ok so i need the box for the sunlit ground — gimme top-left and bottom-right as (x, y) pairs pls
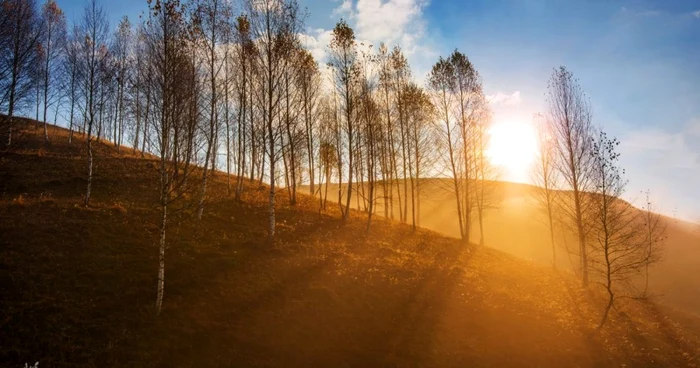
(487, 121), (539, 183)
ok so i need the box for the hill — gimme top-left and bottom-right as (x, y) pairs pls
(1, 120), (699, 367)
(308, 178), (700, 319)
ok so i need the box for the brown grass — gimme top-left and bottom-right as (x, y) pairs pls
(0, 119), (699, 367)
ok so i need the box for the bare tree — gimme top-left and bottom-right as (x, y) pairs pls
(328, 18), (357, 221)
(451, 51), (481, 243)
(402, 82), (434, 230)
(297, 48), (320, 198)
(62, 25), (81, 144)
(547, 66), (595, 287)
(376, 43), (398, 220)
(531, 113), (560, 268)
(317, 96), (337, 211)
(0, 0), (42, 146)
(38, 0), (66, 143)
(428, 51), (482, 243)
(144, 0), (197, 315)
(246, 0), (301, 241)
(428, 56), (466, 240)
(355, 45), (380, 232)
(391, 47), (411, 224)
(78, 0), (110, 206)
(588, 131), (653, 327)
(232, 14), (258, 200)
(192, 0), (231, 220)
(471, 89), (499, 247)
(131, 21), (147, 154)
(111, 16), (131, 152)
(640, 190), (665, 297)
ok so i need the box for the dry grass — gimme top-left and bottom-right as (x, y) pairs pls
(0, 119), (699, 367)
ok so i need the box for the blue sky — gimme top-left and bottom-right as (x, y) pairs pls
(56, 0), (700, 220)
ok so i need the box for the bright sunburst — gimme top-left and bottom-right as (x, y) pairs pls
(486, 121), (538, 182)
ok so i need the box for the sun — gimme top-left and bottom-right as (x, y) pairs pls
(486, 121), (538, 182)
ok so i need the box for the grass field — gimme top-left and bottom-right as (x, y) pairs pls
(1, 120), (699, 367)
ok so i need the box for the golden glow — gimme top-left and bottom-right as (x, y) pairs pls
(487, 121), (538, 182)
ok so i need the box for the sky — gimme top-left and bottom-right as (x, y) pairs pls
(55, 0), (700, 221)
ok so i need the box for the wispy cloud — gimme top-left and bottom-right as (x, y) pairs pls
(487, 91), (521, 106)
(619, 6), (661, 17)
(331, 0), (352, 18)
(621, 124), (700, 169)
(693, 10), (700, 18)
(619, 119), (700, 220)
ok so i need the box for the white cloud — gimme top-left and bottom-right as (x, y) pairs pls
(349, 0), (428, 53)
(300, 0), (436, 86)
(487, 91), (521, 106)
(304, 0), (431, 61)
(299, 28), (334, 64)
(693, 10), (700, 18)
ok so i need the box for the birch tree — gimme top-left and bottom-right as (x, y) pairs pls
(328, 19), (357, 221)
(531, 113), (560, 268)
(111, 16), (131, 152)
(640, 190), (665, 297)
(588, 131), (656, 326)
(145, 0), (196, 315)
(62, 25), (81, 144)
(78, 0), (109, 206)
(246, 0), (301, 241)
(193, 0), (231, 219)
(297, 49), (320, 198)
(547, 66), (595, 286)
(0, 0), (42, 146)
(39, 0), (66, 143)
(428, 56), (467, 240)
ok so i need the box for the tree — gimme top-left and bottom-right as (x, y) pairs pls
(62, 25), (81, 144)
(192, 0), (231, 220)
(355, 44), (380, 232)
(390, 46), (411, 224)
(317, 96), (337, 211)
(233, 14), (254, 200)
(78, 0), (110, 206)
(328, 19), (357, 221)
(588, 131), (654, 327)
(39, 0), (66, 143)
(472, 95), (498, 246)
(402, 82), (434, 230)
(531, 113), (560, 268)
(427, 56), (466, 239)
(640, 190), (665, 297)
(0, 0), (42, 146)
(376, 43), (398, 220)
(144, 0), (197, 315)
(547, 66), (595, 287)
(130, 21), (147, 155)
(246, 0), (302, 241)
(428, 50), (482, 243)
(451, 50), (481, 243)
(296, 48), (320, 199)
(111, 16), (131, 152)
(280, 25), (304, 207)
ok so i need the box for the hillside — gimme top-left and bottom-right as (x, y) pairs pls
(1, 120), (700, 367)
(309, 178), (700, 318)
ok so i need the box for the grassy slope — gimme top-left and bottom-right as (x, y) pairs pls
(311, 178), (700, 319)
(1, 121), (699, 367)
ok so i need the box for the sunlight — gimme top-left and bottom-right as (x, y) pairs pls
(487, 121), (538, 182)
